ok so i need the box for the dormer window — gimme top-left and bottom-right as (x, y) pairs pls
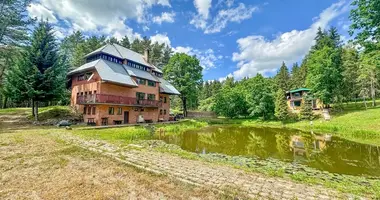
(77, 72), (93, 81)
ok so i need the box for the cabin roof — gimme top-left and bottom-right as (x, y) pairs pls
(289, 88), (311, 93)
(68, 59), (138, 87)
(123, 65), (158, 82)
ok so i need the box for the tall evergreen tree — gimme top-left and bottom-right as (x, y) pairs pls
(275, 62), (290, 91)
(60, 31), (85, 67)
(121, 36), (131, 48)
(107, 37), (120, 45)
(161, 45), (173, 66)
(4, 20), (67, 120)
(274, 89), (289, 122)
(299, 93), (313, 120)
(306, 26), (343, 106)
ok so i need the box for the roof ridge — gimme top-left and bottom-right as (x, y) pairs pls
(111, 43), (124, 59)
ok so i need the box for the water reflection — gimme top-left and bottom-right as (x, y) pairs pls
(159, 126), (380, 177)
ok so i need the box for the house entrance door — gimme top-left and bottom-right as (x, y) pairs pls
(124, 111), (129, 124)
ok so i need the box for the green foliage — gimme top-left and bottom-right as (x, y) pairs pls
(245, 74), (275, 120)
(213, 87), (248, 118)
(274, 89), (289, 122)
(163, 53), (203, 116)
(349, 0), (380, 50)
(275, 62), (290, 91)
(299, 93), (313, 120)
(120, 36), (131, 48)
(155, 120), (207, 135)
(341, 45), (360, 101)
(74, 127), (151, 144)
(306, 26), (343, 106)
(4, 21), (67, 119)
(198, 97), (215, 112)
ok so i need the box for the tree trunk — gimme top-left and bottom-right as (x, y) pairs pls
(371, 79), (376, 107)
(182, 96), (187, 117)
(34, 101), (38, 121)
(2, 96), (7, 109)
(32, 99), (35, 117)
(363, 97), (367, 110)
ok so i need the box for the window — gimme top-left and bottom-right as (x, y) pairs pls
(94, 90), (97, 94)
(136, 78), (146, 85)
(117, 107), (122, 115)
(89, 91), (92, 95)
(164, 109), (167, 115)
(294, 101), (301, 107)
(85, 92), (87, 96)
(108, 107), (114, 115)
(87, 106), (91, 115)
(83, 106), (87, 114)
(77, 92), (79, 97)
(101, 118), (108, 126)
(148, 80), (156, 87)
(164, 97), (167, 103)
(114, 120), (122, 125)
(136, 92), (145, 100)
(159, 96), (163, 102)
(147, 94), (155, 100)
(80, 92), (83, 96)
(77, 74), (85, 81)
(92, 107), (96, 115)
(160, 109), (163, 115)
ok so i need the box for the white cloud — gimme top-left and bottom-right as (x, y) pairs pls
(230, 1), (349, 79)
(205, 3), (257, 34)
(190, 2), (257, 34)
(194, 0), (212, 19)
(173, 46), (221, 70)
(34, 0), (171, 39)
(218, 73), (233, 82)
(27, 3), (58, 23)
(150, 33), (171, 46)
(153, 12), (176, 24)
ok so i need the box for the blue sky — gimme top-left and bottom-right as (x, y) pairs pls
(27, 0), (353, 81)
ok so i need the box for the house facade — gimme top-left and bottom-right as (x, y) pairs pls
(286, 88), (322, 111)
(68, 43), (180, 126)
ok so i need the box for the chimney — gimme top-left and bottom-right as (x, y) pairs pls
(144, 49), (150, 63)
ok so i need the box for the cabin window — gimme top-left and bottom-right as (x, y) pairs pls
(136, 92), (145, 100)
(160, 109), (163, 115)
(164, 97), (167, 103)
(294, 101), (301, 107)
(84, 92), (87, 96)
(77, 92), (79, 97)
(92, 107), (96, 115)
(148, 80), (156, 87)
(77, 74), (85, 81)
(94, 90), (97, 94)
(83, 106), (87, 114)
(87, 106), (91, 115)
(136, 78), (146, 85)
(147, 94), (155, 100)
(108, 107), (114, 115)
(117, 107), (122, 115)
(164, 110), (167, 115)
(159, 96), (163, 102)
(80, 92), (83, 96)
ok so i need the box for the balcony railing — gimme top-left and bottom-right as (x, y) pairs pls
(77, 94), (162, 107)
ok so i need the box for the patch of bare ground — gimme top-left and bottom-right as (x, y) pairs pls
(0, 131), (226, 200)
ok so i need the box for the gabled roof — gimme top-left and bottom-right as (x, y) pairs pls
(289, 88), (311, 93)
(123, 65), (158, 82)
(84, 43), (162, 70)
(68, 59), (137, 87)
(157, 77), (180, 95)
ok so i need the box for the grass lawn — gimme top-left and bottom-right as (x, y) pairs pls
(0, 129), (225, 200)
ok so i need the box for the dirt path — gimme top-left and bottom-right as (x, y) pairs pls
(56, 133), (364, 200)
(0, 131), (225, 200)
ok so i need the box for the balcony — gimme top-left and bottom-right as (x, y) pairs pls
(77, 94), (162, 107)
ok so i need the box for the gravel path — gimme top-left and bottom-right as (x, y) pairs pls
(56, 133), (364, 200)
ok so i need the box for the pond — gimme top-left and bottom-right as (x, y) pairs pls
(158, 125), (380, 177)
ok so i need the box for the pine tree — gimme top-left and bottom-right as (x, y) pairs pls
(4, 20), (67, 120)
(131, 38), (143, 53)
(161, 45), (172, 66)
(274, 89), (289, 122)
(299, 93), (313, 120)
(121, 36), (131, 48)
(341, 45), (360, 101)
(275, 61), (290, 91)
(107, 37), (120, 45)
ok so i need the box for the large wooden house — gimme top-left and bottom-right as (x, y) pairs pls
(67, 43), (180, 126)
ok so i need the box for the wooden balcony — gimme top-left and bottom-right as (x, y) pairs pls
(77, 94), (162, 107)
